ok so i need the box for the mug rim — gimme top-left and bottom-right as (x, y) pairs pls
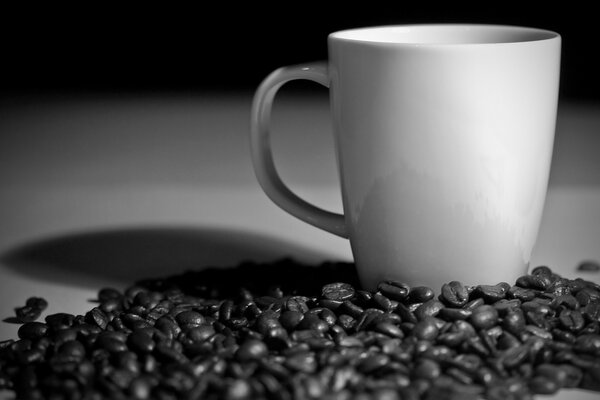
(329, 23), (560, 46)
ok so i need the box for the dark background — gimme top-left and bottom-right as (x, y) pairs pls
(0, 5), (598, 101)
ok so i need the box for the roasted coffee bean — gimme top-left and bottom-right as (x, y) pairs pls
(559, 309), (585, 331)
(438, 308), (471, 321)
(128, 330), (156, 354)
(573, 333), (600, 356)
(296, 313), (328, 333)
(355, 308), (384, 332)
(413, 318), (439, 341)
(440, 281), (469, 307)
(154, 315), (181, 340)
(521, 299), (552, 316)
(285, 296), (310, 313)
(507, 286), (537, 302)
(577, 260), (600, 272)
(551, 294), (578, 310)
(377, 281), (409, 301)
(319, 308), (337, 326)
(254, 312), (281, 335)
(175, 310), (204, 327)
(86, 308), (109, 330)
(263, 327), (290, 351)
(25, 297), (48, 311)
(372, 292), (394, 312)
(496, 331), (521, 350)
(278, 310), (304, 331)
(13, 306), (41, 323)
(321, 283), (355, 301)
(414, 300), (445, 321)
(529, 376), (560, 394)
(374, 322), (404, 338)
(338, 301), (363, 319)
(469, 305), (498, 330)
(236, 339), (268, 362)
(17, 322), (48, 340)
(517, 275), (550, 291)
(284, 351), (317, 373)
(472, 283), (509, 303)
(413, 358), (441, 380)
(502, 309), (526, 336)
(492, 299), (522, 316)
(583, 302), (600, 323)
(58, 340), (86, 360)
(357, 354), (390, 374)
(524, 325), (553, 340)
(408, 286), (435, 303)
(44, 313), (74, 330)
(502, 345), (529, 368)
(531, 266), (553, 276)
(395, 302), (417, 324)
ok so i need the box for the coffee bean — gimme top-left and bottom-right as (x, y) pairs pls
(492, 299), (521, 316)
(551, 294), (578, 309)
(414, 300), (445, 321)
(321, 283), (355, 301)
(394, 302), (417, 324)
(413, 358), (441, 380)
(507, 286), (537, 302)
(472, 283), (509, 303)
(224, 378), (252, 400)
(58, 340), (86, 360)
(377, 281), (409, 302)
(573, 334), (600, 356)
(440, 281), (469, 307)
(355, 308), (384, 332)
(236, 339), (268, 362)
(438, 308), (472, 321)
(128, 330), (156, 354)
(45, 313), (75, 330)
(502, 345), (529, 368)
(496, 331), (521, 351)
(531, 266), (553, 276)
(374, 322), (404, 339)
(17, 322), (48, 341)
(413, 318), (439, 341)
(85, 308), (109, 330)
(577, 260), (600, 272)
(25, 297), (48, 311)
(372, 292), (394, 312)
(295, 313), (327, 333)
(13, 306), (41, 323)
(529, 376), (559, 394)
(284, 351), (316, 373)
(175, 310), (204, 327)
(517, 275), (550, 291)
(408, 286), (435, 303)
(469, 305), (498, 330)
(285, 296), (310, 313)
(338, 301), (364, 319)
(502, 309), (526, 336)
(559, 309), (585, 331)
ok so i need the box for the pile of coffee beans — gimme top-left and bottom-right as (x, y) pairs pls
(1, 259), (599, 400)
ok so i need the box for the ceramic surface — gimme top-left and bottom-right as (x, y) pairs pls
(251, 24), (562, 290)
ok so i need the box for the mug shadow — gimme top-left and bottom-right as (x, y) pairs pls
(1, 226), (357, 292)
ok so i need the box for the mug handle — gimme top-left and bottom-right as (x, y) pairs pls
(250, 61), (348, 238)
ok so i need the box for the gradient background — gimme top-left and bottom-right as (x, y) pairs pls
(0, 5), (598, 101)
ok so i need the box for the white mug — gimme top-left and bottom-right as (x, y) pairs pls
(250, 24), (561, 291)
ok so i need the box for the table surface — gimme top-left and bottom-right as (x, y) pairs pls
(0, 92), (599, 399)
